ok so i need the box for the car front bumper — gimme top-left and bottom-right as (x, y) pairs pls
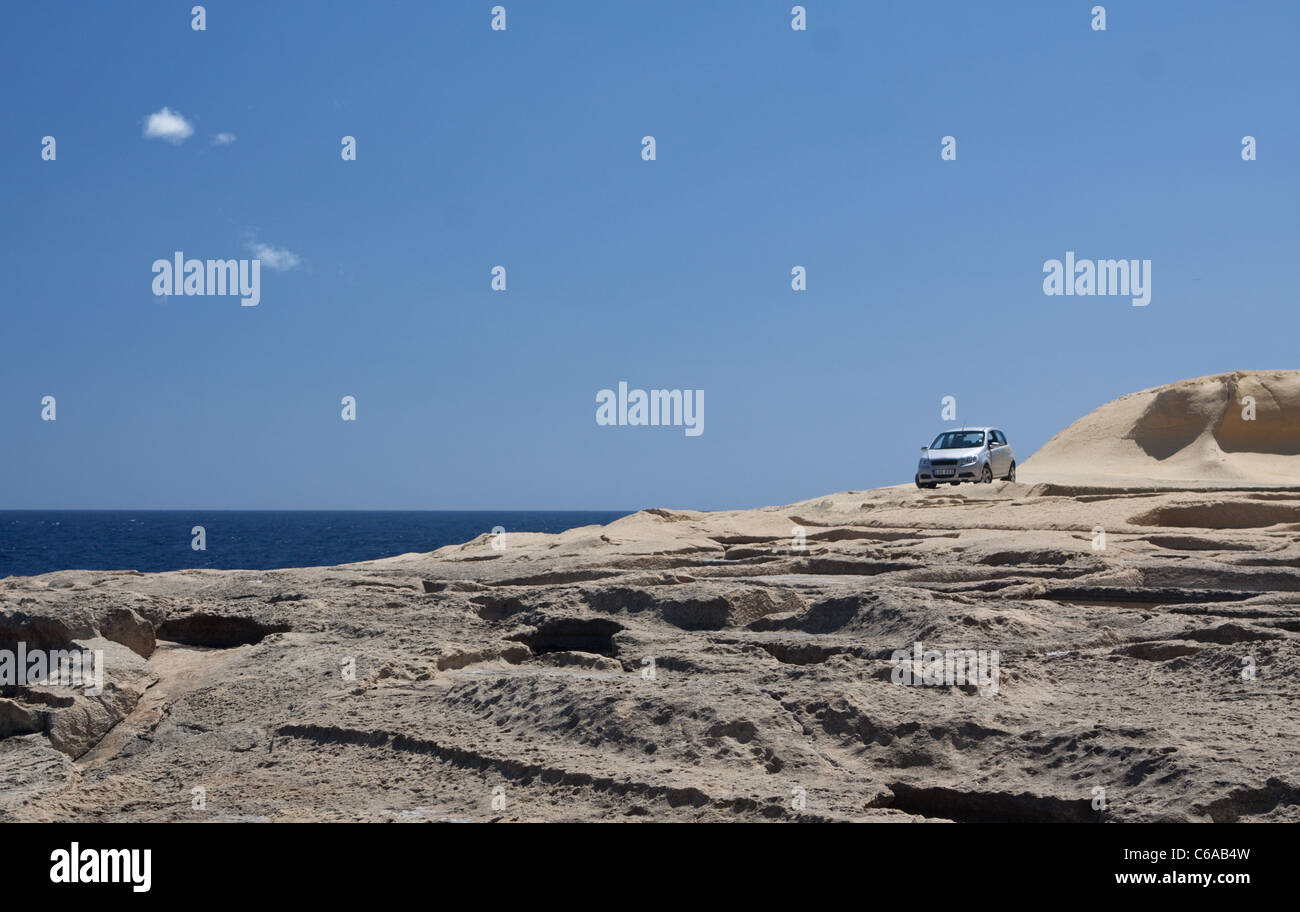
(917, 463), (979, 481)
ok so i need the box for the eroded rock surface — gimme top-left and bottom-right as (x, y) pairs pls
(2, 480), (1298, 822)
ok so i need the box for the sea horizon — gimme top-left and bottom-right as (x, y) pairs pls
(0, 509), (633, 578)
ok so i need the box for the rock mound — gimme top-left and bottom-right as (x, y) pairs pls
(1023, 371), (1300, 484)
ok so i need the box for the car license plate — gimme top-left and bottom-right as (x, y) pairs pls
(935, 468), (955, 476)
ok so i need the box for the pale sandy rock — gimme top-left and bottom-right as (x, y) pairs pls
(1023, 370), (1300, 485)
(1, 372), (1297, 822)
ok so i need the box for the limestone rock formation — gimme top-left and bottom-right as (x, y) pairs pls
(1023, 370), (1300, 484)
(2, 373), (1298, 822)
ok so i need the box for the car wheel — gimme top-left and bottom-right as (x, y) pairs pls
(915, 474), (937, 490)
(950, 481), (960, 486)
(980, 464), (993, 484)
(1005, 461), (1016, 482)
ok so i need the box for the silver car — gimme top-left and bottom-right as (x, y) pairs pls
(915, 427), (1016, 488)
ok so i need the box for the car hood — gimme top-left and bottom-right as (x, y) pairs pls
(923, 447), (983, 460)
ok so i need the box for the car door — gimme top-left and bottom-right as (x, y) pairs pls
(989, 431), (1007, 475)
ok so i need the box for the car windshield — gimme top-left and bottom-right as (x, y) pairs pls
(930, 431), (985, 450)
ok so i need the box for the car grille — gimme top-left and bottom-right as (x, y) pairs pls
(930, 459), (958, 466)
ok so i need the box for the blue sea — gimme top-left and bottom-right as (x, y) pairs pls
(0, 511), (631, 579)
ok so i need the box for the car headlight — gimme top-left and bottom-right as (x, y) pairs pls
(959, 455), (977, 466)
(919, 457), (930, 467)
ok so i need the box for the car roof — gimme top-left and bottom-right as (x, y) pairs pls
(941, 426), (998, 432)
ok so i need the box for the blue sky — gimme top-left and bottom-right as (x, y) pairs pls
(1, 1), (1296, 510)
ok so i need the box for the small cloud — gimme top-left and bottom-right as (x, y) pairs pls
(143, 107), (194, 144)
(246, 239), (301, 272)
(212, 132), (237, 146)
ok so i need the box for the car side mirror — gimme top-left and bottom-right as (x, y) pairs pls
(920, 446), (928, 452)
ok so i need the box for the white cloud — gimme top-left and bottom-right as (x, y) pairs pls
(143, 107), (194, 144)
(246, 240), (301, 272)
(212, 132), (237, 146)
